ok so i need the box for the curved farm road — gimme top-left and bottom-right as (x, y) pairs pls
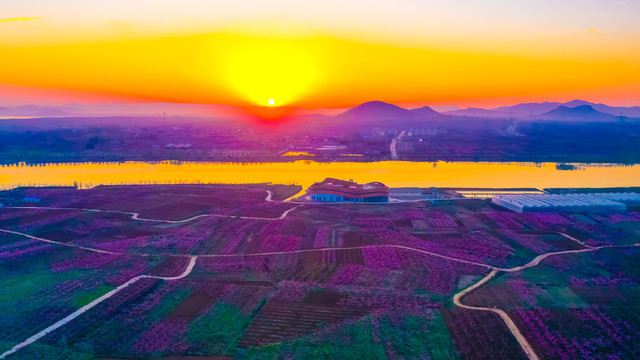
(453, 269), (541, 360)
(2, 193), (640, 360)
(0, 228), (498, 269)
(4, 203), (303, 224)
(557, 232), (594, 248)
(0, 229), (122, 255)
(454, 242), (640, 360)
(2, 188), (302, 223)
(0, 256), (197, 359)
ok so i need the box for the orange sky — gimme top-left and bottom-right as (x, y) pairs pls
(1, 1), (639, 109)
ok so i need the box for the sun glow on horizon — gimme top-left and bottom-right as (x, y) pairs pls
(1, 1), (640, 108)
(220, 38), (321, 107)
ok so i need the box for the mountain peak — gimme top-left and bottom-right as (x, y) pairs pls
(350, 101), (405, 111)
(343, 101), (416, 118)
(565, 99), (592, 108)
(551, 105), (598, 114)
(410, 105), (442, 117)
(539, 104), (618, 122)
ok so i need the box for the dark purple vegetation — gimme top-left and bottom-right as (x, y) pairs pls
(0, 184), (639, 359)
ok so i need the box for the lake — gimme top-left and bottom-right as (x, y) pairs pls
(1, 161), (638, 191)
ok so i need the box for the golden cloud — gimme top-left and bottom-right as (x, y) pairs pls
(0, 17), (42, 23)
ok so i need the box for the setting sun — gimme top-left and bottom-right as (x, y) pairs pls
(220, 37), (321, 107)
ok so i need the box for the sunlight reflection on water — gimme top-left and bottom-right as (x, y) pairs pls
(0, 160), (638, 191)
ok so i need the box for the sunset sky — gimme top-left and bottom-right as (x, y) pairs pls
(1, 0), (639, 109)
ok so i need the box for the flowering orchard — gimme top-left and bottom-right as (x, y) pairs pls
(2, 184), (640, 358)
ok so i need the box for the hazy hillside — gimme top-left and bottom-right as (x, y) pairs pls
(537, 105), (622, 122)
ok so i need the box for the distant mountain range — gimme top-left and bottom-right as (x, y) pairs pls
(0, 103), (227, 118)
(336, 101), (446, 127)
(338, 100), (637, 124)
(443, 99), (640, 119)
(0, 99), (638, 124)
(342, 101), (419, 119)
(441, 107), (502, 118)
(537, 105), (623, 122)
(429, 105), (460, 113)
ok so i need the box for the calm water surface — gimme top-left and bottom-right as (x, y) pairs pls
(0, 161), (638, 190)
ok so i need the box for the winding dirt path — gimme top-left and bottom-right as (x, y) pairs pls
(3, 226), (636, 360)
(3, 226), (636, 272)
(4, 204), (303, 224)
(558, 231), (594, 248)
(0, 229), (122, 255)
(0, 256), (197, 359)
(0, 228), (497, 268)
(453, 242), (640, 360)
(2, 188), (302, 223)
(453, 269), (541, 360)
(2, 197), (639, 359)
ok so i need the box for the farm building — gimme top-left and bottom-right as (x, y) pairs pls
(308, 178), (389, 203)
(492, 193), (630, 213)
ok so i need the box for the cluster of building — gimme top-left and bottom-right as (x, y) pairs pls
(163, 143), (192, 149)
(305, 178), (640, 211)
(308, 178), (389, 203)
(492, 192), (640, 213)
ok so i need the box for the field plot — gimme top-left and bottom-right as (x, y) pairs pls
(243, 307), (460, 360)
(3, 184), (301, 221)
(510, 307), (640, 360)
(441, 308), (528, 360)
(462, 247), (640, 359)
(233, 202), (299, 219)
(467, 247), (640, 308)
(0, 232), (157, 356)
(0, 185), (639, 359)
(238, 290), (372, 348)
(37, 278), (271, 358)
(194, 248), (487, 296)
(0, 208), (174, 254)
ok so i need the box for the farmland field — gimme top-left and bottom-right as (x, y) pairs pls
(0, 184), (638, 359)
